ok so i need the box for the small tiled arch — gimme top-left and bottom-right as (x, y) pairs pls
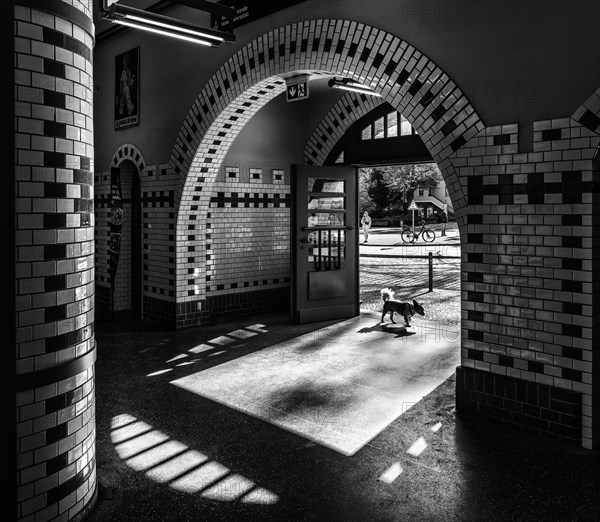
(303, 91), (385, 165)
(110, 142), (147, 171)
(170, 19), (485, 303)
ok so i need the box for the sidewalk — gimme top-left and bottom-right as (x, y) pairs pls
(360, 226), (461, 258)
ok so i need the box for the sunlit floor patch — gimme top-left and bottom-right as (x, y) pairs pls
(209, 335), (236, 346)
(110, 414), (279, 503)
(147, 368), (173, 377)
(172, 311), (460, 456)
(188, 343), (214, 354)
(228, 329), (259, 339)
(379, 462), (403, 483)
(430, 422), (442, 432)
(406, 436), (428, 457)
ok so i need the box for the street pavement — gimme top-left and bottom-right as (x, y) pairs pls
(359, 225), (461, 326)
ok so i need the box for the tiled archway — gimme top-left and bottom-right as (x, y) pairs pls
(303, 91), (385, 165)
(170, 19), (484, 305)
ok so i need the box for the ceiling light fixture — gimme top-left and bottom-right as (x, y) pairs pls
(328, 78), (381, 97)
(101, 3), (236, 47)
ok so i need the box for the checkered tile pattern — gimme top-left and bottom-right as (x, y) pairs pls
(14, 1), (97, 520)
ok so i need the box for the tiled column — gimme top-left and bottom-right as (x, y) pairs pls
(455, 111), (600, 449)
(15, 1), (97, 520)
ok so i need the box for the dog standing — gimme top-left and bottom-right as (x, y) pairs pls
(380, 288), (424, 327)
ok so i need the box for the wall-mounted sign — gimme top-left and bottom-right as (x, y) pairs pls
(285, 74), (309, 102)
(210, 0), (304, 31)
(114, 47), (139, 130)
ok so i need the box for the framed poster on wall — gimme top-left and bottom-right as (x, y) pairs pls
(114, 47), (139, 130)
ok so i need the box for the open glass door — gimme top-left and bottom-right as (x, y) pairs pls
(290, 164), (359, 324)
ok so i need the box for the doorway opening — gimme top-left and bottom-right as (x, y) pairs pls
(357, 161), (461, 352)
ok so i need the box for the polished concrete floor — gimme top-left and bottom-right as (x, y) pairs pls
(88, 308), (600, 522)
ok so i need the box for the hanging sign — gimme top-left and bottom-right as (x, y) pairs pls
(285, 74), (310, 102)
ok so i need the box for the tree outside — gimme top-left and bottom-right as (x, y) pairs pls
(359, 162), (444, 223)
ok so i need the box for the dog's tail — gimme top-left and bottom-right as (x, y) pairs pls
(380, 288), (395, 302)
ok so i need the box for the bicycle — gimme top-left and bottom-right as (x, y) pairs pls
(401, 221), (436, 243)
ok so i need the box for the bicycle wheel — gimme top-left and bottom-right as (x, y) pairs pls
(423, 229), (436, 242)
(401, 229), (415, 243)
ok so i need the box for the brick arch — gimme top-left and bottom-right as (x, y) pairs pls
(110, 142), (147, 171)
(172, 19), (485, 303)
(304, 91), (385, 165)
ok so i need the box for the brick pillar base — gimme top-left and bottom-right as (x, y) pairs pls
(456, 366), (582, 446)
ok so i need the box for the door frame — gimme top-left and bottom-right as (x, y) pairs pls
(290, 164), (360, 324)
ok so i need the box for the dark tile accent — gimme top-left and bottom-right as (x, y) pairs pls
(359, 46), (371, 62)
(561, 280), (582, 293)
(562, 324), (583, 337)
(450, 135), (466, 151)
(420, 90), (435, 108)
(43, 89), (66, 109)
(467, 348), (484, 360)
(562, 346), (582, 360)
(468, 330), (484, 341)
(396, 69), (409, 86)
(43, 213), (66, 228)
(499, 355), (514, 367)
(468, 310), (484, 321)
(324, 38), (332, 53)
(528, 361), (544, 373)
(348, 42), (357, 57)
(372, 52), (384, 68)
(384, 60), (397, 76)
(578, 109), (600, 132)
(46, 422), (68, 445)
(407, 79), (422, 95)
(45, 304), (66, 322)
(441, 120), (457, 136)
(467, 233), (483, 243)
(562, 368), (583, 382)
(562, 236), (582, 248)
(44, 121), (67, 139)
(45, 244), (66, 260)
(312, 37), (320, 51)
(562, 302), (582, 315)
(467, 252), (483, 262)
(44, 182), (67, 198)
(467, 214), (483, 224)
(45, 275), (66, 292)
(541, 128), (562, 141)
(467, 291), (484, 302)
(430, 104), (447, 122)
(467, 272), (484, 283)
(494, 134), (511, 145)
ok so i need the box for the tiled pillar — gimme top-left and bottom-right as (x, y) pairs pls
(15, 1), (97, 520)
(455, 113), (600, 449)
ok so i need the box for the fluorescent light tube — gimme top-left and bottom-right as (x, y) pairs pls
(328, 78), (381, 96)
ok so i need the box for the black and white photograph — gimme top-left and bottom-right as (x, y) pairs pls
(12, 1), (600, 521)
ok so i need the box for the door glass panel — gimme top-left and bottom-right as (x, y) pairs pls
(308, 211), (345, 227)
(307, 229), (346, 268)
(308, 178), (345, 193)
(306, 177), (347, 269)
